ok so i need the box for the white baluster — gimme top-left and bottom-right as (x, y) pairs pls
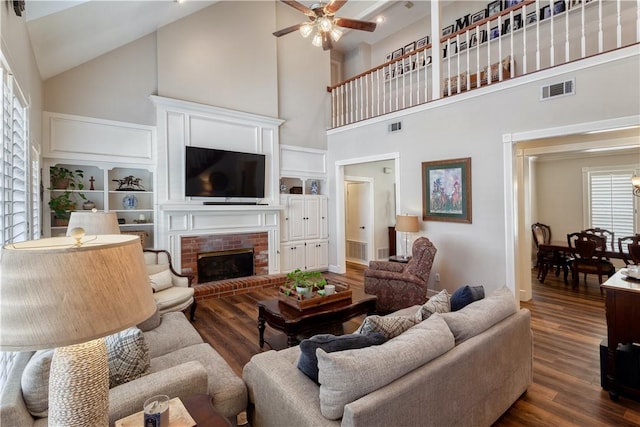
(598, 0), (603, 53)
(637, 0), (640, 43)
(549, 0), (555, 67)
(523, 3), (528, 74)
(616, 0), (622, 48)
(475, 27), (481, 89)
(565, 0), (570, 62)
(581, 0), (586, 58)
(536, 0), (541, 70)
(487, 20), (492, 85)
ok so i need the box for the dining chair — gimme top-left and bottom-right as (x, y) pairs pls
(618, 234), (640, 265)
(531, 222), (570, 284)
(567, 232), (615, 293)
(583, 227), (615, 252)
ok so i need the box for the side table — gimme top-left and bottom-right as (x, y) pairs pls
(183, 394), (233, 427)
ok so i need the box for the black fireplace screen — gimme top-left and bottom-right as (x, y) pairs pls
(197, 248), (254, 283)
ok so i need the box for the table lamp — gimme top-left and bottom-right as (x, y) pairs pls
(396, 214), (420, 259)
(66, 210), (121, 236)
(0, 234), (156, 426)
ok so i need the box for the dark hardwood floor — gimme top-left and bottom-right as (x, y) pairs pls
(192, 265), (640, 426)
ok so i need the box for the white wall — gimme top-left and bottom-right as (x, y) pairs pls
(41, 1), (330, 150)
(1, 1), (43, 149)
(44, 34), (157, 126)
(534, 152), (638, 242)
(327, 49), (640, 296)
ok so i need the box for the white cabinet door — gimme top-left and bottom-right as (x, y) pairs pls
(305, 239), (329, 271)
(304, 196), (321, 239)
(288, 196), (306, 241)
(280, 195), (289, 242)
(281, 242), (305, 273)
(320, 196), (328, 239)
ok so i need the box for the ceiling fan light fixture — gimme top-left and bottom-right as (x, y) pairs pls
(312, 32), (323, 47)
(318, 16), (333, 32)
(330, 27), (343, 42)
(300, 22), (314, 38)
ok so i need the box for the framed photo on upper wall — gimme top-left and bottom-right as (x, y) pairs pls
(422, 157), (472, 223)
(488, 0), (502, 16)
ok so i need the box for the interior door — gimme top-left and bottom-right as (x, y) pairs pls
(345, 181), (372, 264)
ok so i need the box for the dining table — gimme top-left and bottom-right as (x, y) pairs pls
(537, 240), (628, 284)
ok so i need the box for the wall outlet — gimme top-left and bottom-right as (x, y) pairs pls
(435, 273), (440, 282)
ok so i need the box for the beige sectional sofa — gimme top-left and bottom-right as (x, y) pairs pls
(243, 287), (533, 427)
(0, 311), (247, 427)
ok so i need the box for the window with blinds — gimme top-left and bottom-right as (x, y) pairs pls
(0, 63), (34, 393)
(586, 168), (637, 241)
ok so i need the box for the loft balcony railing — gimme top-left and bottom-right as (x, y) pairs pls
(328, 0), (639, 129)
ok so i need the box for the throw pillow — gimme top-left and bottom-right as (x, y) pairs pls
(355, 309), (422, 339)
(149, 269), (173, 292)
(450, 285), (485, 311)
(297, 333), (387, 383)
(420, 289), (451, 320)
(105, 327), (150, 388)
(21, 349), (55, 417)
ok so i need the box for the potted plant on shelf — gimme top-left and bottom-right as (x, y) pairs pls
(283, 268), (327, 299)
(48, 166), (87, 226)
(49, 166), (85, 190)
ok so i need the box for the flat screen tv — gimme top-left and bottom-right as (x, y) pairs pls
(185, 146), (266, 198)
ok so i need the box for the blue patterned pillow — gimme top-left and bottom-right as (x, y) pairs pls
(450, 285), (485, 311)
(297, 333), (386, 383)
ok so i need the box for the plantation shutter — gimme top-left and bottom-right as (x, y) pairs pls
(589, 170), (636, 239)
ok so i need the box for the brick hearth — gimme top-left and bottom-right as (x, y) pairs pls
(181, 232), (276, 301)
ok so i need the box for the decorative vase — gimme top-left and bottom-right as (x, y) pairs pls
(310, 180), (318, 195)
(296, 286), (311, 299)
(122, 194), (138, 210)
(82, 201), (96, 210)
(51, 178), (69, 190)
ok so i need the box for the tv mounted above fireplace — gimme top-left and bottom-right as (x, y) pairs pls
(185, 146), (266, 199)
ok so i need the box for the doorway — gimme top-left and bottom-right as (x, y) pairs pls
(345, 177), (373, 265)
(334, 153), (400, 274)
(505, 116), (639, 302)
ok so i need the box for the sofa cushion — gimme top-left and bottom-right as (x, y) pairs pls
(450, 285), (485, 311)
(149, 269), (173, 292)
(143, 312), (203, 359)
(105, 327), (150, 388)
(21, 349), (54, 417)
(317, 314), (455, 420)
(355, 308), (422, 339)
(297, 333), (387, 383)
(420, 289), (451, 320)
(441, 286), (517, 344)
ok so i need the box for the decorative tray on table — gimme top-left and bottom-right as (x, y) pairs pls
(278, 283), (352, 311)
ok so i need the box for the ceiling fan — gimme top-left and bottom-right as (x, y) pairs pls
(273, 0), (377, 50)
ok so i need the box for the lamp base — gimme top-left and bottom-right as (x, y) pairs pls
(49, 338), (109, 427)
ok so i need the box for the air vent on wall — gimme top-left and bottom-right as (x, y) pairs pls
(388, 121), (402, 133)
(541, 79), (575, 100)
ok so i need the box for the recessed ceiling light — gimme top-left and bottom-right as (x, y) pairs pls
(376, 16), (385, 23)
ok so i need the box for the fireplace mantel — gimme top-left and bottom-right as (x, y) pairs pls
(160, 204), (284, 213)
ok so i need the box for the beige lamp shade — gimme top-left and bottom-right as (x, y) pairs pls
(396, 214), (420, 232)
(66, 211), (120, 236)
(0, 234), (156, 351)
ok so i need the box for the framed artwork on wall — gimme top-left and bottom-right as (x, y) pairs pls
(442, 25), (454, 37)
(422, 157), (472, 223)
(488, 0), (502, 16)
(471, 9), (487, 23)
(392, 48), (404, 59)
(416, 36), (429, 49)
(403, 42), (416, 54)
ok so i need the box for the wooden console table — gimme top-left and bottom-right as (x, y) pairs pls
(601, 271), (640, 401)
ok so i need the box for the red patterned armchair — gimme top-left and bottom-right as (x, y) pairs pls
(364, 237), (437, 314)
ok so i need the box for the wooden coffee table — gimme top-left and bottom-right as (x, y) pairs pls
(257, 292), (377, 348)
(182, 394), (232, 427)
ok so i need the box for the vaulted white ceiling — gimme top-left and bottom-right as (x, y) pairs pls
(24, 0), (431, 80)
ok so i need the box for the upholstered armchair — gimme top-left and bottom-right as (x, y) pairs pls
(143, 249), (197, 321)
(364, 237), (437, 313)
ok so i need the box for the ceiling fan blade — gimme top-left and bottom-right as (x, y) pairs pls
(324, 0), (348, 15)
(273, 23), (303, 37)
(334, 17), (377, 32)
(280, 0), (315, 17)
(322, 32), (333, 50)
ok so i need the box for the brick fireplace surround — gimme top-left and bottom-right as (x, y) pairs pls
(181, 232), (284, 301)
